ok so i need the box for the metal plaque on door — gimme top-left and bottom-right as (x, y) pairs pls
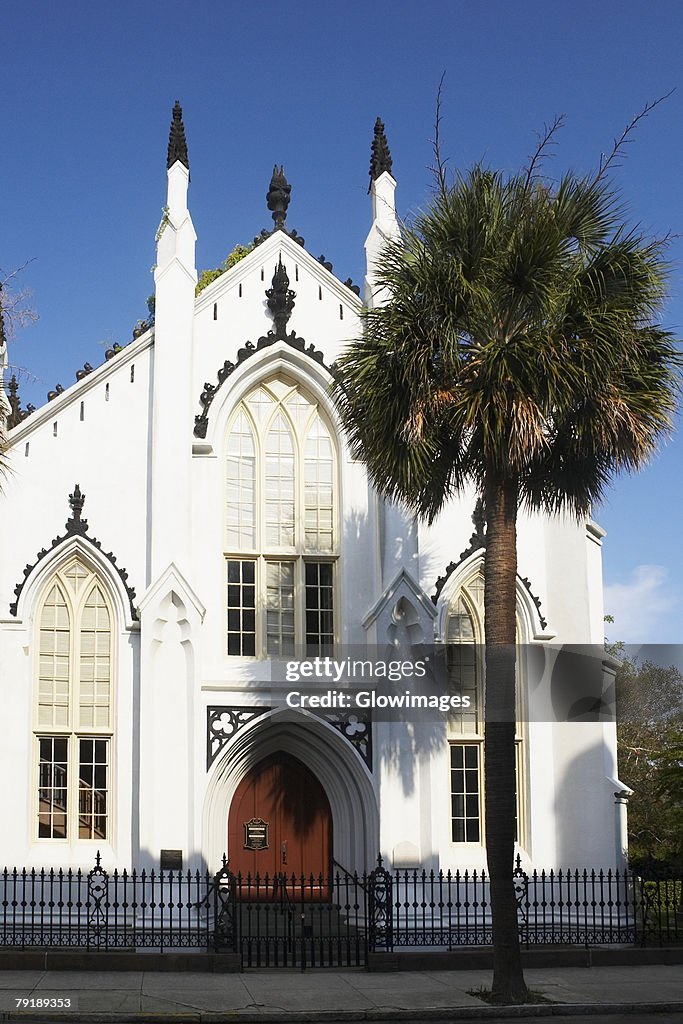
(243, 817), (269, 850)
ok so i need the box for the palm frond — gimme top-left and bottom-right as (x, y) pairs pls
(332, 162), (681, 521)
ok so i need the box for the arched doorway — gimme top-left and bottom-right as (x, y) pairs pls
(228, 752), (332, 883)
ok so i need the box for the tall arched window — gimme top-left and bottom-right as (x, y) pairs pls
(446, 569), (525, 845)
(35, 558), (113, 841)
(225, 376), (337, 657)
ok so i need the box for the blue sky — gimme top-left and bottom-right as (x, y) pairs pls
(2, 1), (682, 644)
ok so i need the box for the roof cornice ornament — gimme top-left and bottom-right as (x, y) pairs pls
(431, 499), (487, 603)
(193, 333), (329, 439)
(167, 100), (189, 172)
(10, 484), (138, 620)
(265, 257), (296, 339)
(67, 483), (88, 535)
(429, 499), (547, 629)
(266, 164), (291, 230)
(369, 117), (393, 191)
(6, 375), (35, 429)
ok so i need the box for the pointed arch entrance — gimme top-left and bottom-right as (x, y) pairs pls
(227, 751), (332, 880)
(203, 711), (378, 874)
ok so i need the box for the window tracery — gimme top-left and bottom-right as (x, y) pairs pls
(35, 558), (113, 841)
(225, 376), (337, 657)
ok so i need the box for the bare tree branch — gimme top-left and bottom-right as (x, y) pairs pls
(0, 260), (39, 340)
(522, 114), (566, 192)
(429, 72), (449, 198)
(596, 89), (676, 181)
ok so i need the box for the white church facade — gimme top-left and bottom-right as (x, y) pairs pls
(0, 106), (626, 876)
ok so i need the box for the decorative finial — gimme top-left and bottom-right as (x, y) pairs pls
(167, 101), (189, 171)
(369, 117), (393, 191)
(7, 375), (21, 429)
(266, 257), (295, 339)
(471, 498), (486, 548)
(66, 484), (88, 535)
(266, 165), (291, 230)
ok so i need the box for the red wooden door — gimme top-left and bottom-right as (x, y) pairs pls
(228, 753), (332, 891)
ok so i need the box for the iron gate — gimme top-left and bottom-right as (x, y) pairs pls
(0, 853), (680, 966)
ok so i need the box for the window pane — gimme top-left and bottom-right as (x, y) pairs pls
(451, 794), (464, 817)
(38, 584), (71, 728)
(466, 819), (480, 843)
(452, 819), (465, 843)
(78, 737), (108, 840)
(265, 412), (295, 547)
(226, 560), (257, 656)
(38, 736), (69, 839)
(266, 561), (295, 655)
(304, 562), (334, 655)
(246, 386), (275, 422)
(226, 410), (256, 549)
(63, 560), (90, 595)
(446, 595), (479, 734)
(79, 585), (111, 729)
(304, 415), (334, 551)
(450, 744), (480, 844)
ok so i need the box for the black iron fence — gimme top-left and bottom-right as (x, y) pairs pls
(0, 853), (680, 966)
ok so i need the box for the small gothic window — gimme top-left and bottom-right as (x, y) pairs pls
(35, 559), (113, 841)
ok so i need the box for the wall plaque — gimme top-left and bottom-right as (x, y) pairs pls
(160, 849), (183, 870)
(243, 817), (269, 850)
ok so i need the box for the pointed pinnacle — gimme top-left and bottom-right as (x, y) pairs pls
(369, 117), (393, 191)
(167, 100), (189, 171)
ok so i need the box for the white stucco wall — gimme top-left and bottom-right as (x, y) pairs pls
(0, 157), (622, 875)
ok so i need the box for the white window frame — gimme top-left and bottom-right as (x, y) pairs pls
(32, 559), (115, 844)
(224, 376), (340, 657)
(445, 570), (526, 848)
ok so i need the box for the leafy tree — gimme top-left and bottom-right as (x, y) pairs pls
(332, 115), (680, 1000)
(195, 244), (253, 296)
(0, 262), (39, 340)
(617, 657), (683, 868)
(0, 262), (39, 475)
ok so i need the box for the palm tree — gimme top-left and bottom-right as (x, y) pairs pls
(332, 152), (680, 1000)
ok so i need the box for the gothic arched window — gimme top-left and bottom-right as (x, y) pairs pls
(445, 570), (525, 845)
(35, 559), (113, 841)
(224, 376), (337, 657)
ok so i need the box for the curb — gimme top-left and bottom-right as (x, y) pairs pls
(3, 1003), (683, 1022)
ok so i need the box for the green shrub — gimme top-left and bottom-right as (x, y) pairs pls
(196, 243), (253, 296)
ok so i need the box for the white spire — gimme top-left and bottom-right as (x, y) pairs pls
(364, 118), (399, 308)
(150, 104), (197, 578)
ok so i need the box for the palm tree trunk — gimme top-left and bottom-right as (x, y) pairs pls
(483, 471), (528, 1002)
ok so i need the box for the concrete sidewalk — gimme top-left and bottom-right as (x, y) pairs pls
(0, 964), (682, 1021)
